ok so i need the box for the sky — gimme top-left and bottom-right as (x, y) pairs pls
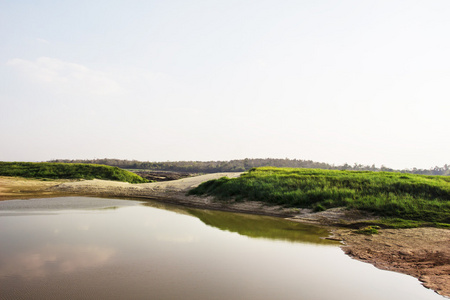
(1, 0), (449, 169)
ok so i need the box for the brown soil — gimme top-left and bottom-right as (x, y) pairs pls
(0, 176), (74, 200)
(0, 175), (449, 297)
(333, 228), (450, 298)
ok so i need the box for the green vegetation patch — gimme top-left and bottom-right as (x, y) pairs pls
(189, 167), (450, 224)
(355, 225), (380, 235)
(0, 161), (148, 183)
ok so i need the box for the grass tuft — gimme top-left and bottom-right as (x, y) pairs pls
(355, 225), (380, 235)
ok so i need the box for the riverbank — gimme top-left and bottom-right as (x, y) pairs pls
(0, 174), (448, 297)
(333, 227), (449, 297)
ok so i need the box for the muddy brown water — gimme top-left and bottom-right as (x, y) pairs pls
(0, 197), (445, 300)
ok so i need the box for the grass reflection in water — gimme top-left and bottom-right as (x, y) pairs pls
(140, 201), (337, 245)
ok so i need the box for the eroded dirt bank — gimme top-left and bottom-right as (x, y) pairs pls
(333, 227), (450, 297)
(0, 175), (449, 297)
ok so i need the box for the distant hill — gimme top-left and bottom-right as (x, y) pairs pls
(0, 161), (148, 183)
(49, 158), (450, 176)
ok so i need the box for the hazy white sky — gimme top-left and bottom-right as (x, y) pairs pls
(1, 0), (449, 169)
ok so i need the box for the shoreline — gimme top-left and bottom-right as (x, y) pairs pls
(0, 175), (449, 297)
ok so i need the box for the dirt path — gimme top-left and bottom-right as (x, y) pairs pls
(52, 172), (243, 195)
(0, 175), (449, 297)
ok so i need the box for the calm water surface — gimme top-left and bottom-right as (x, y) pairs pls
(0, 197), (444, 300)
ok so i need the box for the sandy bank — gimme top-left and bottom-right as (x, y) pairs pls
(0, 174), (449, 297)
(333, 227), (450, 297)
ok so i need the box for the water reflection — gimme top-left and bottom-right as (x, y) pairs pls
(186, 208), (336, 244)
(140, 200), (336, 244)
(0, 197), (445, 300)
(0, 196), (139, 213)
(0, 244), (115, 279)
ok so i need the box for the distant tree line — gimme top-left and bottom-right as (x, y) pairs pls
(48, 158), (450, 176)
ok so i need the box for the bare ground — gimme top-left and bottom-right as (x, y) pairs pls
(332, 227), (450, 297)
(0, 175), (449, 297)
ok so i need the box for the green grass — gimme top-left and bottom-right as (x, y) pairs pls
(355, 225), (380, 235)
(189, 167), (450, 225)
(0, 161), (148, 183)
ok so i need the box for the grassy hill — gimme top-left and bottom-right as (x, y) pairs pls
(0, 162), (148, 183)
(189, 167), (450, 225)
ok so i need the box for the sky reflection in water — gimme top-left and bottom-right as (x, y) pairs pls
(0, 197), (444, 300)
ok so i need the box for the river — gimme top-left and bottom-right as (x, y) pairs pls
(0, 197), (444, 299)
